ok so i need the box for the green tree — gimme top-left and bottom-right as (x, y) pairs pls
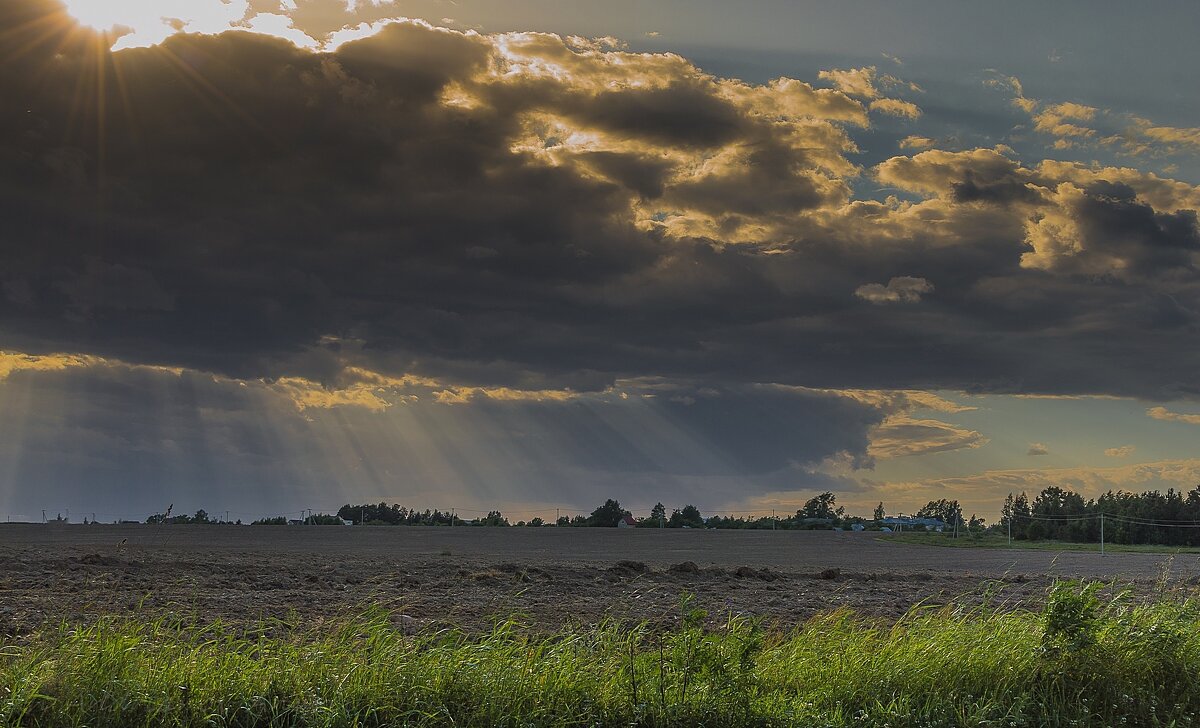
(1031, 486), (1089, 541)
(669, 504), (704, 528)
(251, 516), (287, 525)
(916, 499), (961, 526)
(796, 492), (843, 521)
(481, 510), (509, 526)
(873, 502), (886, 521)
(650, 502), (666, 525)
(587, 499), (629, 527)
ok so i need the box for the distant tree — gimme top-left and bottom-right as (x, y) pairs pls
(528, 517), (544, 527)
(796, 492), (843, 521)
(916, 499), (961, 525)
(305, 513), (344, 525)
(193, 509), (210, 524)
(1000, 491), (1033, 539)
(669, 505), (704, 528)
(650, 502), (666, 525)
(1031, 486), (1089, 541)
(556, 515), (571, 527)
(587, 499), (629, 527)
(873, 502), (886, 521)
(481, 510), (509, 526)
(251, 516), (287, 525)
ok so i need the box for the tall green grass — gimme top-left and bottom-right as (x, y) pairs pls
(4, 582), (1200, 727)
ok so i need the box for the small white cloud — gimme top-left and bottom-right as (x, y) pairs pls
(1105, 445), (1135, 458)
(855, 277), (933, 304)
(1027, 442), (1049, 456)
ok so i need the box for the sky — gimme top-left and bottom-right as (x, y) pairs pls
(1, 0), (1199, 524)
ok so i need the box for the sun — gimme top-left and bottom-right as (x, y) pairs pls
(59, 0), (252, 49)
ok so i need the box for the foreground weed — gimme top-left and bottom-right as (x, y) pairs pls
(4, 585), (1200, 727)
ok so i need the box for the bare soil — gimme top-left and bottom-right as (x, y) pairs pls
(2, 524), (1198, 636)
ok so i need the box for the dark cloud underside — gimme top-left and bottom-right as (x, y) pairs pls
(0, 0), (1198, 404)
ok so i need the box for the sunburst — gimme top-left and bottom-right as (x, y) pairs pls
(59, 0), (249, 49)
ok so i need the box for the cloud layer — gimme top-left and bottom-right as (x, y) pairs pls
(2, 0), (1200, 516)
(2, 2), (1198, 404)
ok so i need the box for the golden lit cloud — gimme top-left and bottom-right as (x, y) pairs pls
(869, 98), (921, 118)
(819, 66), (920, 118)
(868, 417), (987, 459)
(819, 66), (880, 98)
(1147, 406), (1200, 425)
(267, 376), (402, 412)
(854, 276), (933, 304)
(433, 386), (581, 405)
(1127, 118), (1200, 154)
(1032, 101), (1098, 140)
(984, 74), (1036, 113)
(899, 135), (935, 149)
(0, 351), (96, 380)
(0, 351), (183, 380)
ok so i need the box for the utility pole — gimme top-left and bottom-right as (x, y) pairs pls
(1007, 516), (1012, 547)
(1100, 513), (1105, 557)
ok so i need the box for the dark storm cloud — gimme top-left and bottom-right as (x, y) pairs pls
(1, 0), (1199, 406)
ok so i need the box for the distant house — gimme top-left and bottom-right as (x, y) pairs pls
(851, 523), (866, 532)
(287, 519), (304, 526)
(617, 514), (638, 528)
(342, 519), (354, 526)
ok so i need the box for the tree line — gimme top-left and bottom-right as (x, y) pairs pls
(137, 486), (1200, 545)
(330, 494), (975, 530)
(1000, 485), (1200, 546)
(139, 492), (982, 530)
(140, 493), (977, 529)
